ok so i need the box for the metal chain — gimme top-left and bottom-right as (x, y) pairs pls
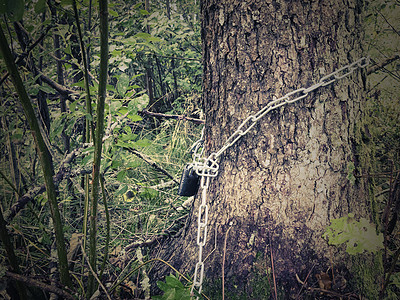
(190, 175), (210, 298)
(189, 56), (370, 298)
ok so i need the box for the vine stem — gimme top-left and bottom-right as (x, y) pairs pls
(87, 0), (109, 296)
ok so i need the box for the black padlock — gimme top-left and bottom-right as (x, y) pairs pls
(178, 164), (200, 196)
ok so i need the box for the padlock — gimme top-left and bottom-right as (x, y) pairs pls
(178, 164), (200, 196)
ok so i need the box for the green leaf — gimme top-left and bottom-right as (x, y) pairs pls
(38, 85), (56, 94)
(115, 185), (128, 196)
(109, 9), (118, 17)
(116, 141), (134, 149)
(82, 152), (93, 165)
(165, 274), (184, 289)
(60, 0), (73, 7)
(140, 187), (158, 199)
(116, 73), (130, 96)
(133, 138), (150, 148)
(117, 169), (126, 182)
(123, 125), (132, 134)
(126, 160), (141, 169)
(128, 94), (149, 115)
(120, 133), (138, 142)
(323, 214), (383, 254)
(111, 160), (122, 169)
(154, 275), (191, 300)
(127, 114), (142, 122)
(34, 0), (46, 14)
(118, 107), (128, 115)
(69, 101), (77, 112)
(134, 32), (162, 43)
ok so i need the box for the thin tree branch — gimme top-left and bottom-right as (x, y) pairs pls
(39, 71), (80, 99)
(122, 146), (179, 183)
(38, 44), (99, 84)
(0, 197), (28, 300)
(124, 214), (188, 252)
(376, 9), (400, 38)
(0, 25), (54, 86)
(81, 242), (112, 300)
(99, 174), (110, 282)
(0, 169), (21, 196)
(5, 149), (86, 222)
(367, 55), (400, 75)
(72, 0), (95, 142)
(140, 109), (204, 124)
(5, 271), (75, 300)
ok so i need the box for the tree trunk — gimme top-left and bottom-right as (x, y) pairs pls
(154, 0), (375, 298)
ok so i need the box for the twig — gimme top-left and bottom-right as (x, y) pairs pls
(380, 247), (400, 298)
(0, 169), (21, 196)
(295, 264), (316, 299)
(122, 146), (179, 183)
(5, 271), (75, 300)
(307, 287), (359, 299)
(80, 242), (112, 300)
(109, 258), (189, 292)
(39, 71), (79, 100)
(99, 174), (110, 281)
(0, 25), (54, 86)
(5, 149), (86, 222)
(222, 224), (232, 300)
(140, 110), (204, 124)
(376, 9), (400, 38)
(367, 55), (400, 75)
(124, 214), (188, 252)
(267, 214), (278, 300)
(203, 222), (218, 263)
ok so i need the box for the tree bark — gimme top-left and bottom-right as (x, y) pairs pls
(154, 0), (374, 298)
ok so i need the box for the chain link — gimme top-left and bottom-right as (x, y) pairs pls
(190, 176), (210, 298)
(189, 57), (369, 298)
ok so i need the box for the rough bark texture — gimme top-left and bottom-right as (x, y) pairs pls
(153, 0), (374, 298)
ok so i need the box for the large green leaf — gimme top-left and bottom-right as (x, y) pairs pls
(116, 73), (130, 96)
(129, 94), (149, 115)
(323, 213), (384, 254)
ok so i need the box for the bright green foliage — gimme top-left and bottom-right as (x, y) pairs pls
(153, 274), (192, 300)
(323, 213), (384, 255)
